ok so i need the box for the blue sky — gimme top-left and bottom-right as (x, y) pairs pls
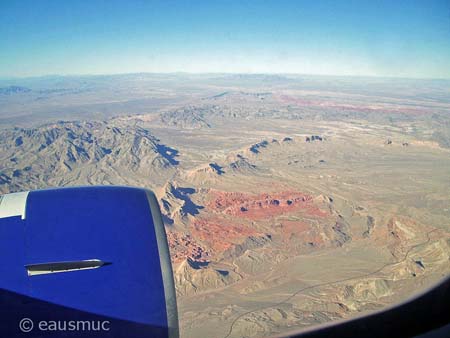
(1, 0), (449, 78)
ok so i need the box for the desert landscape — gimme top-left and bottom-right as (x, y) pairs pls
(1, 74), (450, 337)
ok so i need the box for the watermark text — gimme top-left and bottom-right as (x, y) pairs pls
(19, 318), (110, 333)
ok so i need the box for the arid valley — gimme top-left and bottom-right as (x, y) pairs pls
(1, 74), (450, 337)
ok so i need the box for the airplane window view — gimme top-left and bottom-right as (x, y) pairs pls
(1, 1), (450, 338)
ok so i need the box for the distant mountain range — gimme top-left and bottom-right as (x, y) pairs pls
(0, 85), (31, 95)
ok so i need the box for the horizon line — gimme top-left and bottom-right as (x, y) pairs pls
(1, 71), (450, 82)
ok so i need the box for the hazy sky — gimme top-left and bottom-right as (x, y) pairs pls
(1, 0), (449, 78)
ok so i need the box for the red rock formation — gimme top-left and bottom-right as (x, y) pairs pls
(166, 230), (210, 263)
(191, 218), (260, 253)
(168, 190), (334, 263)
(208, 190), (328, 220)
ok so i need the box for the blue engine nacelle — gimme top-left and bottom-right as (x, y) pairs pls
(0, 186), (178, 338)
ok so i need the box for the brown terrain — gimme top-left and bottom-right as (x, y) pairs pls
(1, 74), (450, 337)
